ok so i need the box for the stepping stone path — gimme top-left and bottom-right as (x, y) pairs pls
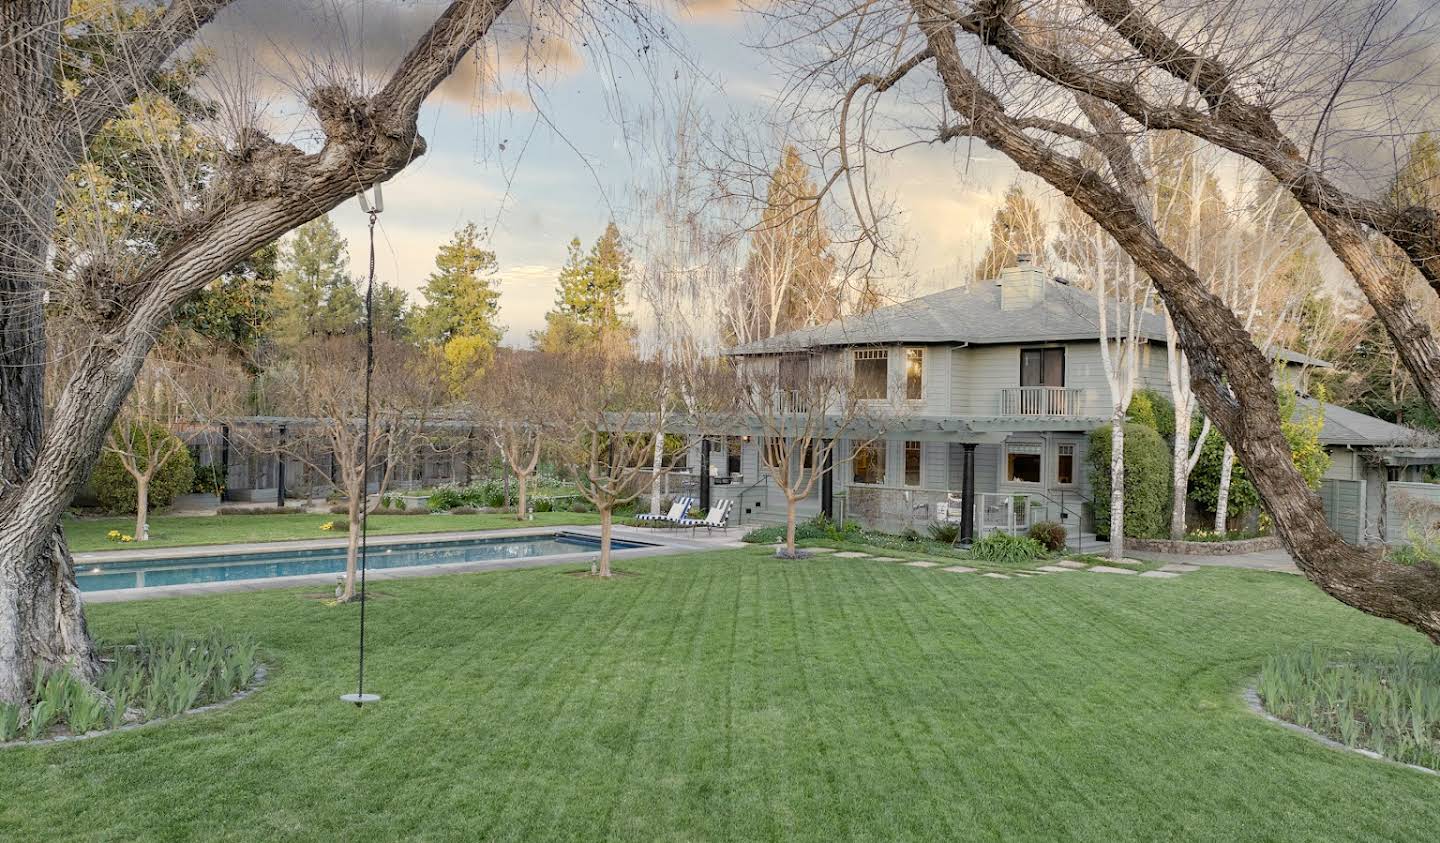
(1088, 565), (1139, 575)
(1054, 560), (1089, 570)
(871, 556), (902, 562)
(981, 572), (1011, 579)
(832, 551), (871, 559)
(1036, 565), (1076, 573)
(941, 565), (977, 574)
(1159, 563), (1199, 573)
(903, 560), (940, 568)
(1139, 570), (1182, 579)
(805, 548), (839, 554)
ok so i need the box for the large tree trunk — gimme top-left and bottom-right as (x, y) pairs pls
(339, 494), (362, 603)
(597, 507), (614, 577)
(0, 525), (97, 704)
(1109, 409), (1126, 562)
(786, 496), (799, 557)
(1214, 443), (1235, 533)
(515, 472), (529, 522)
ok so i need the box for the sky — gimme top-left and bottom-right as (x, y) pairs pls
(196, 0), (1021, 346)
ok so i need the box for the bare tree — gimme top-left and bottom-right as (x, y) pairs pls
(553, 354), (672, 577)
(733, 352), (879, 557)
(468, 349), (565, 521)
(0, 0), (669, 702)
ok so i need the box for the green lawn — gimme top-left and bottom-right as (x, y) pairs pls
(65, 511), (601, 552)
(4, 549), (1436, 841)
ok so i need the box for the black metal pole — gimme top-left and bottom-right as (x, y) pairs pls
(219, 424), (231, 502)
(699, 438), (712, 511)
(960, 443), (977, 544)
(276, 425), (287, 508)
(821, 440), (834, 520)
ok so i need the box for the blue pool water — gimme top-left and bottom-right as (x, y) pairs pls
(76, 533), (649, 592)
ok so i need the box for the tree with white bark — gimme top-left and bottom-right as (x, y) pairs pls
(0, 0), (669, 702)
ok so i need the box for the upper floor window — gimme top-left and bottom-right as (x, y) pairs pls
(905, 348), (924, 400)
(854, 349), (889, 399)
(778, 354), (809, 390)
(1020, 347), (1065, 387)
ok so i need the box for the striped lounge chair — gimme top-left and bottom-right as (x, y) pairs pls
(634, 496), (695, 528)
(677, 499), (732, 535)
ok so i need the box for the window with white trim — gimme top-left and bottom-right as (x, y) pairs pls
(853, 348), (889, 400)
(905, 348), (924, 400)
(904, 441), (922, 486)
(1005, 443), (1042, 484)
(852, 441), (886, 484)
(1056, 443), (1075, 485)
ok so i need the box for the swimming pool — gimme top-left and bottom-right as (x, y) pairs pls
(75, 532), (650, 592)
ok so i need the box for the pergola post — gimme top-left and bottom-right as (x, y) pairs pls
(219, 424), (231, 502)
(699, 438), (711, 511)
(276, 424), (287, 508)
(960, 443), (977, 544)
(821, 439), (834, 520)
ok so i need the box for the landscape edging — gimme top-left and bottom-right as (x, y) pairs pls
(1127, 536), (1282, 555)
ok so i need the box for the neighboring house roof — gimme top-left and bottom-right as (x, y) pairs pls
(1298, 397), (1432, 448)
(727, 276), (1326, 367)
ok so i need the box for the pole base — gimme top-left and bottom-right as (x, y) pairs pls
(340, 693), (381, 706)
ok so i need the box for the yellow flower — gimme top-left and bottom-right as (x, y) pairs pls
(320, 521), (335, 531)
(120, 535), (134, 543)
(107, 530), (122, 540)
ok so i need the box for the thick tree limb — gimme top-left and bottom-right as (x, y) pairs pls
(907, 0), (1440, 642)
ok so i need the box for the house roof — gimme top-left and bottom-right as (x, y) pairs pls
(727, 276), (1326, 367)
(1298, 397), (1433, 448)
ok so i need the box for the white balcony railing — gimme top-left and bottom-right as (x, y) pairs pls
(999, 386), (1084, 416)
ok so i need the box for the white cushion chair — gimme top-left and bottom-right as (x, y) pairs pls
(634, 496), (695, 528)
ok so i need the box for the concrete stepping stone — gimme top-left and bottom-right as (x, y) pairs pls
(1013, 572), (1039, 578)
(941, 565), (977, 573)
(1140, 570), (1183, 579)
(981, 572), (1011, 579)
(805, 547), (839, 554)
(904, 560), (940, 568)
(1088, 565), (1139, 575)
(871, 556), (902, 562)
(1036, 565), (1076, 573)
(832, 551), (871, 559)
(1054, 560), (1089, 570)
(1158, 563), (1199, 573)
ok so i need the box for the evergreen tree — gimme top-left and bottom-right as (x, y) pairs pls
(533, 222), (636, 354)
(974, 183), (1047, 281)
(371, 281), (412, 341)
(414, 222), (502, 348)
(727, 146), (838, 343)
(271, 216), (361, 346)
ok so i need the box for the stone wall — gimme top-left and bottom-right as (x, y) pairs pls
(1125, 536), (1282, 555)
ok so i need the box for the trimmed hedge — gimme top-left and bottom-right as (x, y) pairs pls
(1087, 422), (1171, 540)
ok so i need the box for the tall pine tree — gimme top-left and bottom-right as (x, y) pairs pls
(974, 183), (1047, 281)
(415, 222), (503, 387)
(533, 222), (636, 354)
(271, 216), (361, 347)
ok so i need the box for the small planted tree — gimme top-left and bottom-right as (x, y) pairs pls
(470, 349), (565, 520)
(255, 336), (445, 601)
(734, 352), (879, 558)
(554, 354), (672, 577)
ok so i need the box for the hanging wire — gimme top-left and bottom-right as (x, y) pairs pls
(343, 192), (381, 707)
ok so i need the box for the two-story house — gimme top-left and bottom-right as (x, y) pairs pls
(698, 255), (1437, 545)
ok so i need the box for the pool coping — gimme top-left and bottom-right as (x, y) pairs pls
(77, 525), (741, 604)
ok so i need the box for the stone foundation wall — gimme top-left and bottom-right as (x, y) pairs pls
(1125, 536), (1282, 555)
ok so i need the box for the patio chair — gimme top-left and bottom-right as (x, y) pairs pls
(678, 499), (732, 535)
(634, 496), (695, 528)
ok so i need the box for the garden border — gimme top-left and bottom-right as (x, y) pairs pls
(1128, 536), (1282, 555)
(1242, 686), (1438, 777)
(0, 664), (268, 751)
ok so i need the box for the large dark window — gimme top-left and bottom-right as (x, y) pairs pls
(727, 438), (743, 475)
(904, 441), (922, 486)
(778, 354), (810, 390)
(852, 442), (886, 484)
(854, 349), (889, 399)
(1020, 347), (1065, 387)
(905, 348), (924, 400)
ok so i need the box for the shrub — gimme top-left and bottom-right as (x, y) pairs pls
(1257, 646), (1440, 771)
(533, 497), (554, 513)
(91, 422), (195, 515)
(190, 463), (226, 496)
(1189, 390), (1329, 523)
(969, 532), (1047, 564)
(1088, 423), (1171, 540)
(741, 514), (860, 545)
(927, 521), (961, 544)
(1127, 389), (1176, 439)
(426, 487), (467, 511)
(217, 506), (304, 516)
(1028, 521), (1068, 552)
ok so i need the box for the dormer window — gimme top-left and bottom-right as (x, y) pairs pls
(854, 349), (888, 399)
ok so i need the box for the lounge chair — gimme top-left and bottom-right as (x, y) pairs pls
(635, 496), (695, 528)
(678, 499), (732, 535)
